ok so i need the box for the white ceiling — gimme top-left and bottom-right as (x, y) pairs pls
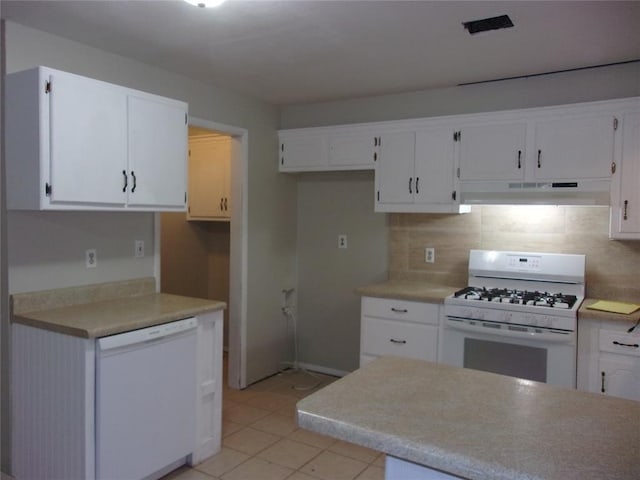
(2, 1), (640, 105)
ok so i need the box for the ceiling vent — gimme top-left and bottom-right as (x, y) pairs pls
(463, 15), (514, 35)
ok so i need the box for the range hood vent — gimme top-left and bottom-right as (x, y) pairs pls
(460, 179), (611, 206)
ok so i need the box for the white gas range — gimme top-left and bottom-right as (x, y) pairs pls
(441, 250), (586, 388)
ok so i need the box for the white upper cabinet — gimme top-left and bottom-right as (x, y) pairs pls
(458, 122), (527, 182)
(5, 66), (188, 211)
(533, 114), (615, 181)
(375, 131), (415, 205)
(328, 131), (378, 168)
(375, 127), (469, 213)
(127, 95), (188, 209)
(47, 70), (128, 207)
(278, 128), (376, 172)
(610, 107), (640, 239)
(279, 133), (329, 171)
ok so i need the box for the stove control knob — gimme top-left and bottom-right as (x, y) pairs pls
(502, 312), (512, 323)
(463, 309), (473, 318)
(540, 316), (551, 328)
(526, 314), (536, 326)
(475, 310), (485, 320)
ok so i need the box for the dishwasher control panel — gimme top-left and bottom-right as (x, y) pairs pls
(98, 317), (197, 351)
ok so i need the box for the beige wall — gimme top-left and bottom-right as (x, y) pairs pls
(390, 206), (640, 303)
(160, 214), (230, 348)
(295, 172), (387, 373)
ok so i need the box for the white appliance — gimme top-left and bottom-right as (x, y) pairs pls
(96, 317), (198, 480)
(441, 250), (585, 388)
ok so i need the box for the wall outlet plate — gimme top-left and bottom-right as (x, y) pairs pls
(425, 247), (435, 263)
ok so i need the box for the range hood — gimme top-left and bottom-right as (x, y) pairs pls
(459, 179), (611, 205)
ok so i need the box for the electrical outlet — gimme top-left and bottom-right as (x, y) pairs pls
(135, 240), (145, 258)
(425, 247), (435, 263)
(86, 249), (97, 268)
(338, 234), (348, 249)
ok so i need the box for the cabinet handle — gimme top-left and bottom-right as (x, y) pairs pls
(389, 338), (407, 345)
(517, 150), (522, 169)
(611, 162), (616, 174)
(224, 197), (228, 211)
(613, 340), (639, 348)
(390, 307), (408, 313)
(537, 150), (541, 168)
(601, 371), (605, 393)
(220, 198), (224, 211)
(130, 171), (137, 193)
(409, 177), (413, 194)
(415, 177), (419, 194)
(122, 170), (128, 192)
(624, 200), (629, 220)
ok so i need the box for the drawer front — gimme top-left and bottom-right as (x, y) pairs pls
(361, 317), (437, 361)
(599, 330), (640, 357)
(362, 296), (439, 325)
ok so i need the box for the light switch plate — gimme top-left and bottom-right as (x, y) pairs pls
(338, 234), (348, 249)
(135, 240), (145, 258)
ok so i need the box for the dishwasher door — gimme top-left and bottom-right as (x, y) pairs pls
(96, 317), (198, 480)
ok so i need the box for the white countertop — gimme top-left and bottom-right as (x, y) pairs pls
(297, 356), (640, 480)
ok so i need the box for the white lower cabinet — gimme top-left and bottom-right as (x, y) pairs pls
(577, 318), (640, 401)
(360, 296), (439, 367)
(11, 310), (223, 479)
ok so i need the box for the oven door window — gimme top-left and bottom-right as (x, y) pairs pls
(464, 338), (547, 383)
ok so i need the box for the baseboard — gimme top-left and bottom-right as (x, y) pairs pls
(279, 361), (350, 378)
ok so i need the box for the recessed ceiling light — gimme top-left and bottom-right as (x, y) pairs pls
(184, 0), (226, 8)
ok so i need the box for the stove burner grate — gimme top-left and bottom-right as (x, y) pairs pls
(453, 286), (577, 309)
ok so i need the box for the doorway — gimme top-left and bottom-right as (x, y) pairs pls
(157, 117), (248, 389)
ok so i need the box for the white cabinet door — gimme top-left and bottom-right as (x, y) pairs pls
(599, 354), (640, 401)
(127, 95), (188, 209)
(48, 70), (128, 207)
(458, 123), (527, 181)
(534, 114), (615, 181)
(279, 134), (329, 170)
(414, 126), (457, 206)
(375, 131), (416, 205)
(361, 317), (438, 362)
(328, 132), (377, 168)
(611, 111), (640, 238)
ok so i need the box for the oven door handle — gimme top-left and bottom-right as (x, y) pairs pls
(445, 317), (574, 343)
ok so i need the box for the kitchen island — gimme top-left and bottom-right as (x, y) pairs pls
(296, 356), (639, 480)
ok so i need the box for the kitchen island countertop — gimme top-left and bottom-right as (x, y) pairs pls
(297, 356), (640, 480)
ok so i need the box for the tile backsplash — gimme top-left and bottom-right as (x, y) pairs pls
(389, 206), (640, 302)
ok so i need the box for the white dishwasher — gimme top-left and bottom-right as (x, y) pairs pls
(96, 317), (198, 480)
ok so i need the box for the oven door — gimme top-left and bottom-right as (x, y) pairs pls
(440, 316), (576, 388)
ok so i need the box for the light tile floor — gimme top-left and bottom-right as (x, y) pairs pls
(165, 359), (385, 480)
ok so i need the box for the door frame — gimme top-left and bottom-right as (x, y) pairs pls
(155, 116), (248, 389)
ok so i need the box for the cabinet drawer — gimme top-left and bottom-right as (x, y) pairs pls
(362, 297), (439, 325)
(361, 317), (437, 361)
(599, 330), (640, 357)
